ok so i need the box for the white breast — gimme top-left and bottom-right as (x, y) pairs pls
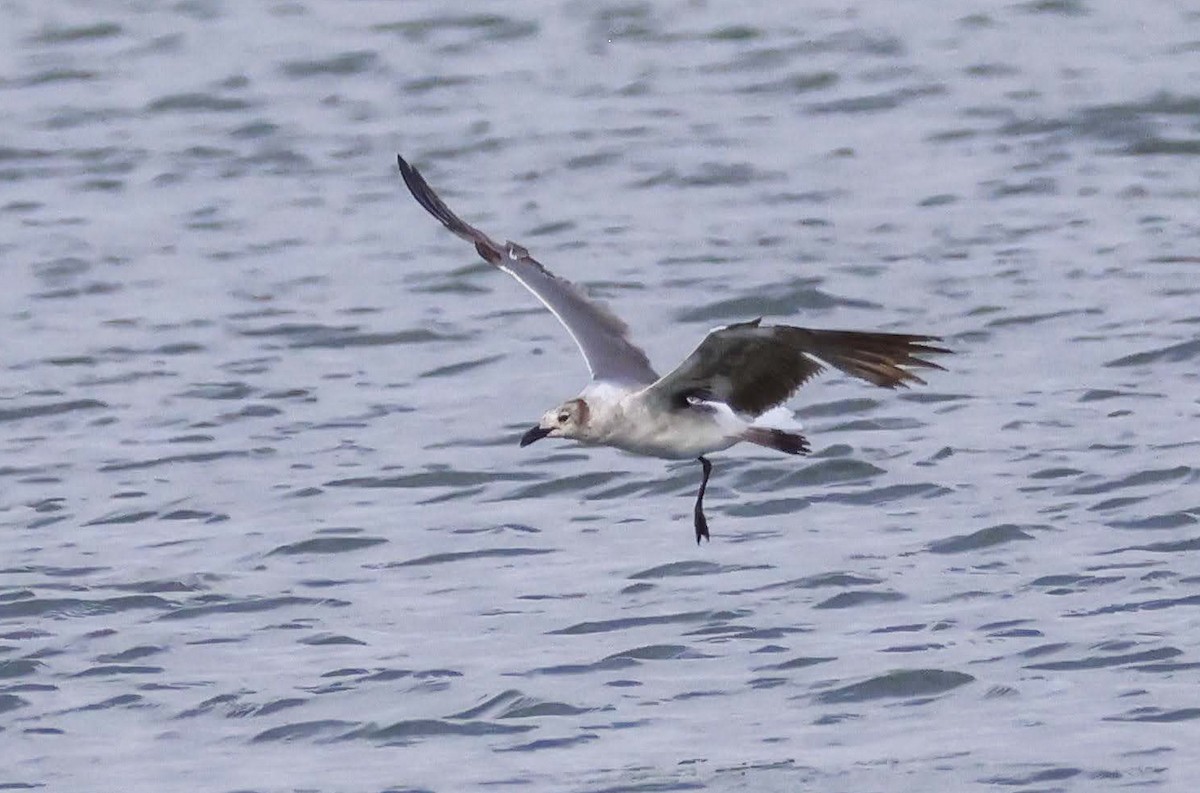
(582, 386), (745, 460)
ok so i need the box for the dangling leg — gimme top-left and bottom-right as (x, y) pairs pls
(694, 456), (713, 544)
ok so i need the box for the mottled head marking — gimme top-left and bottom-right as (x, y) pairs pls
(562, 398), (590, 427)
(521, 397), (591, 447)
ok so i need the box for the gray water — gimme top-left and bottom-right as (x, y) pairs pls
(3, 1), (1200, 791)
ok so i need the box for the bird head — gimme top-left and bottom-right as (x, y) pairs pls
(520, 398), (590, 447)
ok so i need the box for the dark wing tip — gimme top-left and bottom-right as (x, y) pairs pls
(396, 154), (441, 218)
(396, 152), (420, 187)
(905, 339), (953, 372)
(783, 327), (953, 391)
(396, 154), (503, 263)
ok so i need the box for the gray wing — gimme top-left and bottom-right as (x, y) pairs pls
(398, 155), (658, 386)
(641, 319), (949, 417)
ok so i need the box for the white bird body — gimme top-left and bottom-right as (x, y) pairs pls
(397, 155), (949, 543)
(569, 383), (746, 460)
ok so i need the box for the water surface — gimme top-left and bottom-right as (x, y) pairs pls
(2, 1), (1200, 791)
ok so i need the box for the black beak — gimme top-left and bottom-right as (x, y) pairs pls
(520, 425), (551, 447)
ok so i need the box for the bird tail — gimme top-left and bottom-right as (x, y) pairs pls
(742, 427), (810, 455)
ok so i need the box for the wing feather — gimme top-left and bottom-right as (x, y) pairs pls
(642, 319), (949, 416)
(398, 155), (658, 385)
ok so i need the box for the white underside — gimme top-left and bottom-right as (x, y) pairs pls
(751, 404), (804, 432)
(567, 382), (801, 460)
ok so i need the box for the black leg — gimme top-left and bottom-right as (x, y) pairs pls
(694, 456), (713, 544)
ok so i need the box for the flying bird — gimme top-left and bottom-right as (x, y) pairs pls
(397, 155), (949, 543)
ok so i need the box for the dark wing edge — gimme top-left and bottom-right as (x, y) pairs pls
(641, 321), (950, 417)
(396, 155), (658, 385)
(795, 328), (949, 388)
(398, 155), (506, 264)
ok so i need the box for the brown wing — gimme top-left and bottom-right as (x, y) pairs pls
(397, 156), (658, 385)
(642, 319), (949, 417)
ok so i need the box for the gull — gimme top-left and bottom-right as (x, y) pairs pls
(397, 155), (949, 543)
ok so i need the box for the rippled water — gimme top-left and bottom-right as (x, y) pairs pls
(3, 1), (1200, 791)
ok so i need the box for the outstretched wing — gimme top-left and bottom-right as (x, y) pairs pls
(641, 319), (949, 416)
(398, 155), (658, 386)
